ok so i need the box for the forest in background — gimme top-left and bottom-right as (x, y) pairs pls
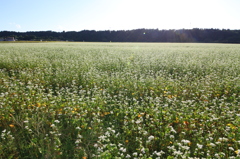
(1, 28), (240, 43)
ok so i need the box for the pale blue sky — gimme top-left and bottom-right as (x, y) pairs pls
(1, 0), (240, 32)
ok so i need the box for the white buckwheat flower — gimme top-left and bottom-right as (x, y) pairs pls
(148, 135), (155, 141)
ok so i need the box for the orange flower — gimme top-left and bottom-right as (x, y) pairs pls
(9, 124), (14, 128)
(183, 121), (189, 126)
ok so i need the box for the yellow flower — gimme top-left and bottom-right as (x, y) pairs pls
(36, 103), (41, 107)
(174, 117), (179, 123)
(104, 112), (110, 115)
(125, 140), (129, 143)
(168, 95), (172, 98)
(227, 123), (236, 129)
(235, 150), (239, 155)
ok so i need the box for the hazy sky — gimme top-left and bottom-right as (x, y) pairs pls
(1, 0), (240, 32)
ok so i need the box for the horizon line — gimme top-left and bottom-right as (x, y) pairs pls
(1, 28), (239, 33)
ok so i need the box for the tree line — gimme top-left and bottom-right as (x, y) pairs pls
(1, 28), (240, 43)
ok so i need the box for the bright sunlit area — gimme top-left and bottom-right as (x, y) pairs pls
(0, 0), (240, 31)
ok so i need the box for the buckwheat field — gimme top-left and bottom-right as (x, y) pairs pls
(0, 42), (239, 158)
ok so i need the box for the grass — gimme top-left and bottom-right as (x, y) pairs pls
(0, 42), (240, 158)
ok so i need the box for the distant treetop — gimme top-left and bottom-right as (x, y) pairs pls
(1, 28), (240, 43)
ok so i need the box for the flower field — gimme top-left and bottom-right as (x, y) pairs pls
(0, 42), (239, 158)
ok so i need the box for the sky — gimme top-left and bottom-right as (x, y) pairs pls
(1, 0), (240, 32)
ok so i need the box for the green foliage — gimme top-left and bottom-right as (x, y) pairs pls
(0, 42), (240, 158)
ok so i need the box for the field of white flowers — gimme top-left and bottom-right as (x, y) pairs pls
(0, 42), (239, 158)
